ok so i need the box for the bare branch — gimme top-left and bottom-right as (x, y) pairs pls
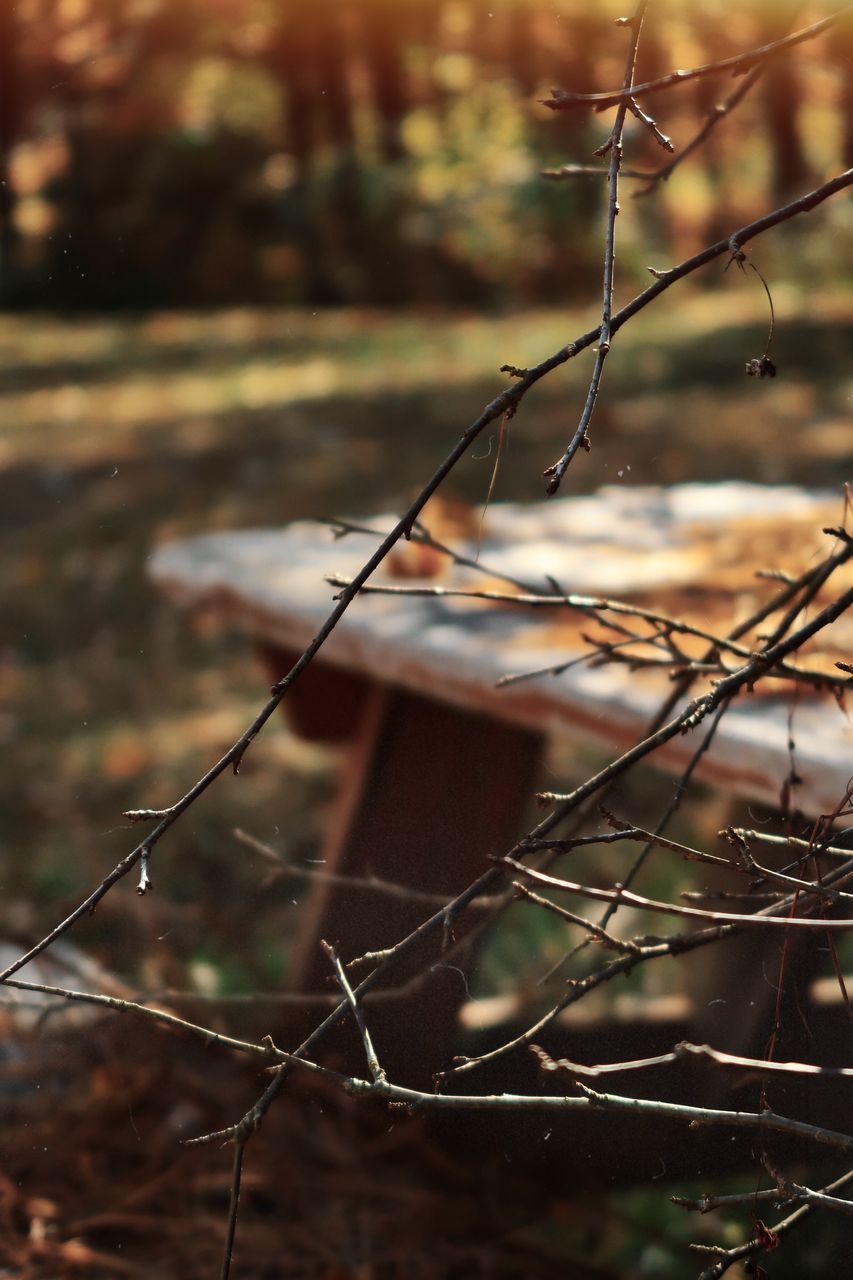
(10, 975), (851, 1159)
(505, 857), (853, 931)
(322, 940), (386, 1084)
(674, 1168), (853, 1218)
(537, 570), (852, 811)
(634, 62), (764, 195)
(531, 1042), (853, 1081)
(329, 572), (851, 693)
(626, 96), (674, 151)
(220, 1141), (246, 1280)
(543, 10), (848, 112)
(443, 924), (732, 1081)
(511, 883), (642, 954)
(727, 828), (853, 862)
(233, 827), (481, 908)
(543, 0), (648, 495)
(676, 1042), (853, 1080)
(690, 1167), (853, 1278)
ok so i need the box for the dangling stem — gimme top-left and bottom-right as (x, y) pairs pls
(476, 409), (510, 559)
(749, 260), (776, 361)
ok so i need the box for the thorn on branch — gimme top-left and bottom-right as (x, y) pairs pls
(136, 848), (153, 895)
(499, 363), (528, 379)
(232, 740), (251, 775)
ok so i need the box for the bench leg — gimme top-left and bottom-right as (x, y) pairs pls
(258, 646), (543, 1085)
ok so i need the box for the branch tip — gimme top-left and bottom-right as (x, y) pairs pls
(136, 850), (153, 895)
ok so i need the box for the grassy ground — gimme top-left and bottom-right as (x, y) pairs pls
(1, 290), (851, 995)
(2, 293), (852, 1278)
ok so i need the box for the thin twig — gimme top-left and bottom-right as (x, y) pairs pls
(626, 96), (674, 150)
(443, 924), (733, 1080)
(537, 573), (853, 808)
(443, 565), (853, 1079)
(329, 574), (851, 692)
(10, 974), (850, 1154)
(322, 940), (386, 1083)
(543, 10), (848, 112)
(681, 889), (785, 904)
(443, 572), (853, 1079)
(220, 1141), (246, 1280)
(505, 857), (853, 931)
(233, 827), (482, 908)
(511, 883), (642, 954)
(603, 819), (853, 902)
(320, 517), (550, 595)
(634, 63), (763, 195)
(728, 828), (853, 862)
(631, 1), (807, 195)
(531, 1040), (853, 1080)
(543, 1), (648, 495)
(674, 1167), (853, 1216)
(691, 1168), (853, 1278)
(596, 705), (730, 936)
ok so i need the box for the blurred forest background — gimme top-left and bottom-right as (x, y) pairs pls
(1, 0), (851, 981)
(2, 0), (853, 307)
(2, 0), (852, 988)
(2, 1), (853, 1275)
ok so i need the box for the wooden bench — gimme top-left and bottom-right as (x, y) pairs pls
(149, 482), (852, 1093)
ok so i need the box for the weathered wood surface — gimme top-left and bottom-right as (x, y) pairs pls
(150, 482), (852, 816)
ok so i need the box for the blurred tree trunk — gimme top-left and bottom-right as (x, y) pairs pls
(362, 0), (410, 162)
(319, 0), (356, 151)
(268, 5), (335, 299)
(763, 57), (810, 200)
(506, 0), (540, 96)
(0, 0), (20, 297)
(315, 0), (362, 300)
(835, 18), (853, 166)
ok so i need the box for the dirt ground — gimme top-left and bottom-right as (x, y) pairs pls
(2, 299), (852, 1277)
